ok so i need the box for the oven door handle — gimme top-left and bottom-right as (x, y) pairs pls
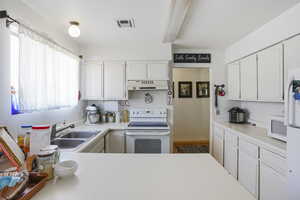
(126, 131), (170, 136)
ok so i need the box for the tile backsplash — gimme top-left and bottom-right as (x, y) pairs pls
(241, 101), (284, 128)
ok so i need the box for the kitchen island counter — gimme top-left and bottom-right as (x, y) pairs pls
(32, 153), (255, 200)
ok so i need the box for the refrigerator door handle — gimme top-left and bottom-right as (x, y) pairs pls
(284, 82), (292, 126)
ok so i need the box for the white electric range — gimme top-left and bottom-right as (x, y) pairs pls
(126, 108), (171, 153)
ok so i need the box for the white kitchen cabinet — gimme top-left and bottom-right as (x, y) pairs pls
(126, 62), (169, 81)
(260, 149), (287, 200)
(147, 63), (169, 80)
(238, 139), (259, 198)
(126, 62), (148, 80)
(105, 130), (125, 153)
(240, 54), (258, 101)
(80, 136), (105, 153)
(224, 129), (238, 179)
(284, 35), (300, 90)
(213, 124), (224, 165)
(103, 61), (127, 100)
(257, 44), (284, 102)
(82, 62), (103, 100)
(228, 62), (240, 100)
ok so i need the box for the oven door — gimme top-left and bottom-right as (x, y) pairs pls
(126, 131), (170, 154)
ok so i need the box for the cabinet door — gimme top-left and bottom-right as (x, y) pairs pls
(284, 35), (300, 91)
(82, 62), (103, 100)
(106, 131), (125, 153)
(257, 44), (283, 101)
(224, 130), (238, 179)
(238, 150), (259, 198)
(126, 62), (147, 80)
(103, 61), (126, 100)
(260, 163), (287, 200)
(240, 55), (258, 100)
(147, 63), (169, 80)
(213, 125), (224, 165)
(228, 62), (240, 100)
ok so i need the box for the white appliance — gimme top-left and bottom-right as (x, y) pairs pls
(127, 80), (168, 91)
(285, 68), (300, 200)
(126, 108), (170, 153)
(267, 115), (287, 142)
(86, 105), (100, 124)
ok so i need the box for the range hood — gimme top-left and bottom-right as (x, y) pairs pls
(128, 80), (168, 91)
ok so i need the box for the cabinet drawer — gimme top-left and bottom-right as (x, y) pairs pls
(260, 148), (287, 176)
(239, 138), (259, 158)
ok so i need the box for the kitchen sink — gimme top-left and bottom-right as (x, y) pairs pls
(51, 138), (86, 149)
(61, 131), (99, 139)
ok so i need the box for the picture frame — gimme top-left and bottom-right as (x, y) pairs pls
(196, 81), (210, 98)
(178, 81), (193, 98)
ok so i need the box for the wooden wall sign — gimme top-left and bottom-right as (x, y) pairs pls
(173, 53), (211, 63)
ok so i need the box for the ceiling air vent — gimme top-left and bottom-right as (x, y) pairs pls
(117, 19), (135, 28)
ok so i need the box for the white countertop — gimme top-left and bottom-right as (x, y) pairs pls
(215, 121), (287, 157)
(32, 153), (255, 200)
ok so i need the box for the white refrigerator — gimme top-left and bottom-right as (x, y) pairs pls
(285, 68), (300, 200)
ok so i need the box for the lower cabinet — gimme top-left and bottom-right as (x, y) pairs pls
(212, 122), (287, 200)
(224, 129), (238, 179)
(213, 124), (224, 165)
(80, 136), (105, 153)
(260, 149), (287, 200)
(238, 139), (259, 198)
(105, 130), (125, 153)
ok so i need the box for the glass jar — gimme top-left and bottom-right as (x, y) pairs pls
(37, 150), (55, 180)
(40, 145), (60, 164)
(30, 125), (50, 155)
(18, 125), (32, 151)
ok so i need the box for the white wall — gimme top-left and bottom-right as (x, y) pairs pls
(240, 101), (284, 127)
(172, 68), (210, 141)
(80, 43), (172, 61)
(172, 48), (239, 152)
(173, 48), (239, 122)
(0, 0), (85, 137)
(225, 2), (300, 63)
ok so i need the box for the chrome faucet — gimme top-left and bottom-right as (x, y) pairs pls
(51, 123), (75, 141)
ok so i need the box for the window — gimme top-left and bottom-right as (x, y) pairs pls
(10, 25), (80, 114)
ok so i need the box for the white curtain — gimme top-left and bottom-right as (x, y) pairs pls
(18, 26), (79, 112)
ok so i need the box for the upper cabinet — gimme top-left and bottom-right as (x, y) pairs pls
(147, 63), (169, 80)
(257, 44), (283, 101)
(103, 61), (127, 100)
(82, 62), (103, 100)
(82, 61), (127, 100)
(82, 60), (169, 101)
(126, 62), (147, 80)
(284, 35), (300, 90)
(227, 43), (284, 102)
(240, 54), (258, 101)
(227, 62), (240, 100)
(126, 61), (169, 81)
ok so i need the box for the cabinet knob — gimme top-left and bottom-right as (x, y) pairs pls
(289, 170), (293, 173)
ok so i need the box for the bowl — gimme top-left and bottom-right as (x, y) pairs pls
(54, 160), (78, 178)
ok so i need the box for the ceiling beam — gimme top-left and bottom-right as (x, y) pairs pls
(163, 0), (192, 43)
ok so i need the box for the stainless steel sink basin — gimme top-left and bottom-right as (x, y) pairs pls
(51, 138), (86, 149)
(61, 131), (98, 139)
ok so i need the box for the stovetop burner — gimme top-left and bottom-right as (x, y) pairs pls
(128, 121), (168, 127)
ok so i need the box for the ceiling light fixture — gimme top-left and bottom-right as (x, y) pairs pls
(68, 21), (80, 38)
(163, 0), (192, 43)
